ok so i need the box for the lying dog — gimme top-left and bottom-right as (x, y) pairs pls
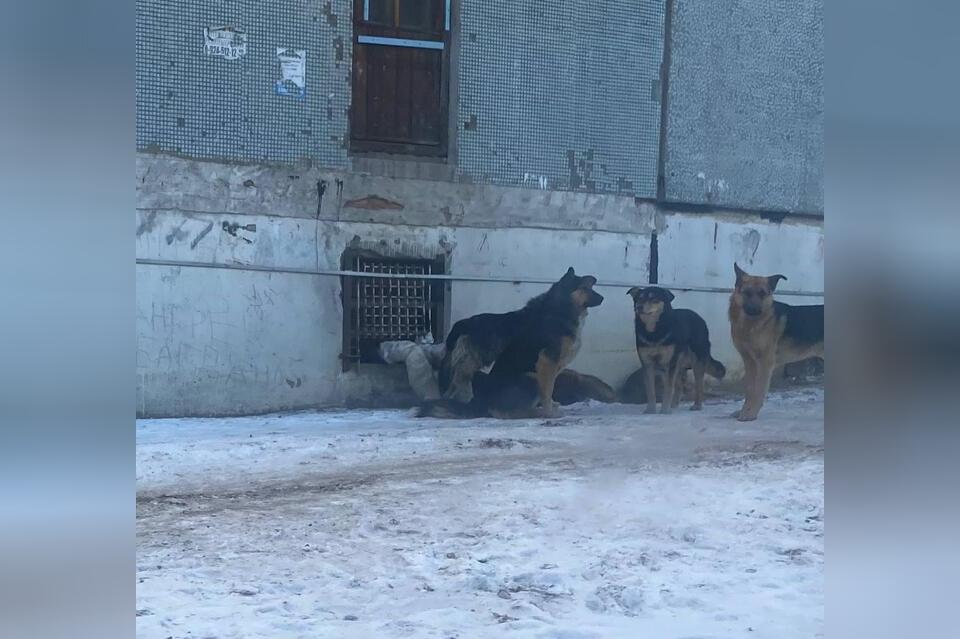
(627, 286), (726, 413)
(619, 366), (692, 407)
(420, 267), (603, 418)
(729, 263), (824, 421)
(552, 369), (618, 406)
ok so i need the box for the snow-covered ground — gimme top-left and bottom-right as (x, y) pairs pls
(137, 389), (823, 639)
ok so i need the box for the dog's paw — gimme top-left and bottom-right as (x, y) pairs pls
(644, 405), (657, 415)
(690, 404), (703, 411)
(659, 406), (673, 415)
(737, 412), (758, 422)
(537, 403), (559, 418)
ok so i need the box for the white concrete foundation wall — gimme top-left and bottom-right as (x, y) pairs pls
(657, 212), (825, 378)
(136, 154), (823, 417)
(136, 216), (653, 416)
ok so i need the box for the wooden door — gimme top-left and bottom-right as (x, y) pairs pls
(351, 0), (450, 156)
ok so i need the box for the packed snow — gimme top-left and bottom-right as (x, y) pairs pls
(137, 389), (823, 639)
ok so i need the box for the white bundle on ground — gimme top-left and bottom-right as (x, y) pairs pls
(378, 340), (445, 400)
(419, 343), (445, 368)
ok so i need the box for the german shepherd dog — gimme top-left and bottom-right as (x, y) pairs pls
(438, 267), (598, 402)
(420, 267), (604, 418)
(619, 365), (693, 406)
(729, 263), (824, 421)
(552, 369), (618, 406)
(627, 286), (726, 413)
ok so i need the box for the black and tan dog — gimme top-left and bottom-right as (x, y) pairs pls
(729, 263), (824, 421)
(552, 369), (618, 406)
(619, 365), (692, 407)
(627, 286), (726, 413)
(438, 267), (599, 402)
(420, 267), (603, 418)
(437, 301), (538, 404)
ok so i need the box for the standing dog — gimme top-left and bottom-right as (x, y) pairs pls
(420, 267), (603, 418)
(627, 286), (726, 413)
(729, 263), (824, 421)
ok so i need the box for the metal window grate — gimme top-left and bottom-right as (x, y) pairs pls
(341, 253), (445, 368)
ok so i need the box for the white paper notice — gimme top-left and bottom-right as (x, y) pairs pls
(203, 26), (248, 60)
(275, 48), (306, 98)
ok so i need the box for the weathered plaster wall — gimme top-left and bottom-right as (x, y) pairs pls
(656, 212), (825, 369)
(136, 154), (823, 417)
(136, 215), (652, 416)
(663, 0), (824, 213)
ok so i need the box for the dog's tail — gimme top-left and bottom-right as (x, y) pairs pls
(415, 399), (487, 419)
(707, 356), (726, 379)
(692, 336), (726, 380)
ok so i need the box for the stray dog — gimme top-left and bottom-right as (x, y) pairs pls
(438, 267), (597, 402)
(619, 366), (692, 406)
(627, 286), (726, 413)
(419, 267), (603, 418)
(552, 369), (618, 406)
(729, 263), (824, 421)
(438, 303), (540, 404)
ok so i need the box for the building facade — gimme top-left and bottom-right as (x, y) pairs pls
(136, 0), (824, 417)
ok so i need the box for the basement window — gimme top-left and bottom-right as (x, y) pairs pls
(341, 252), (446, 369)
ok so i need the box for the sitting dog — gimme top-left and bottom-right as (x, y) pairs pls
(627, 286), (726, 413)
(419, 267), (603, 418)
(729, 263), (824, 421)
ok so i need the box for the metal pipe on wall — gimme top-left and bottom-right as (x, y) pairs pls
(135, 257), (824, 297)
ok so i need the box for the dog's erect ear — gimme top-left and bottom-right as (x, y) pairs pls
(662, 289), (675, 303)
(767, 274), (788, 290)
(626, 286), (642, 298)
(561, 266), (576, 282)
(734, 262), (747, 285)
(581, 275), (597, 287)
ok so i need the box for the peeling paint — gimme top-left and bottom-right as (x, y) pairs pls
(730, 228), (762, 264)
(222, 221), (256, 244)
(344, 195), (404, 211)
(137, 211), (160, 237)
(190, 222), (215, 249)
(695, 173), (730, 202)
(321, 1), (337, 28)
(566, 151), (581, 190)
(165, 221), (190, 245)
(522, 173), (548, 190)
